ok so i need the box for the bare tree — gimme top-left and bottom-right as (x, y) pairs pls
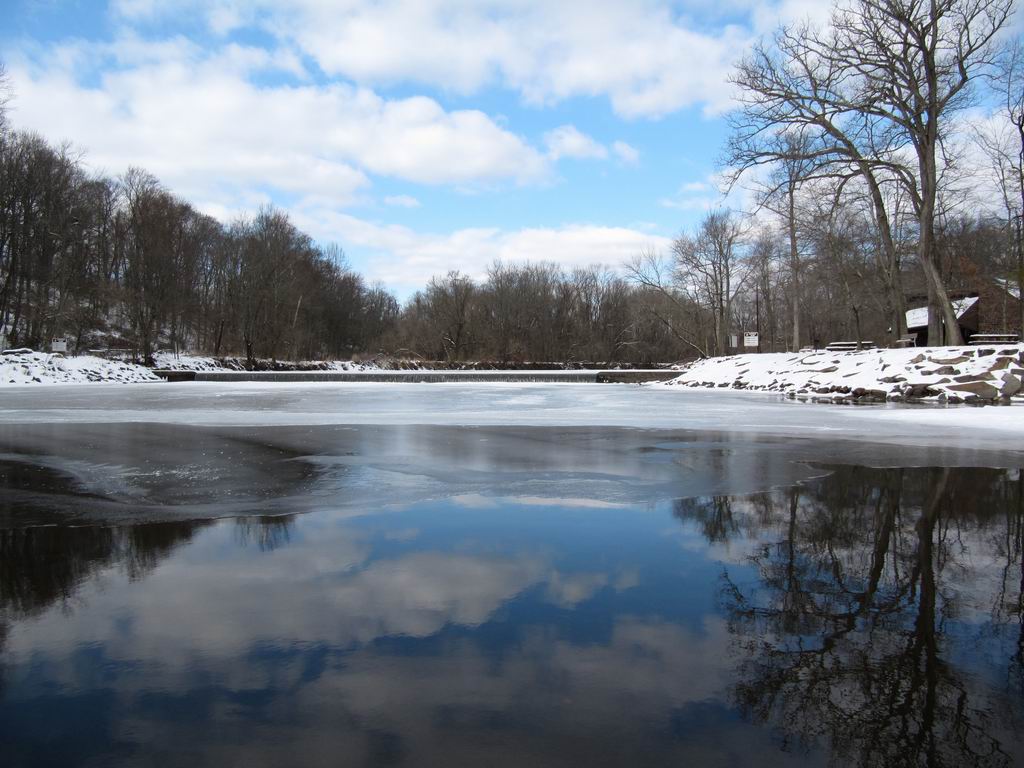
(425, 270), (475, 361)
(831, 0), (1013, 344)
(976, 38), (1024, 335)
(730, 0), (1014, 345)
(729, 30), (911, 345)
(778, 138), (812, 350)
(742, 133), (818, 350)
(0, 60), (10, 133)
(121, 168), (189, 362)
(674, 211), (750, 356)
(746, 228), (783, 351)
(626, 248), (711, 357)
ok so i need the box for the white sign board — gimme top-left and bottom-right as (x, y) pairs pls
(743, 332), (759, 348)
(50, 338), (67, 353)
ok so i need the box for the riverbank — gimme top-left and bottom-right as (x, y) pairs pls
(6, 346), (1024, 406)
(664, 345), (1024, 403)
(0, 349), (161, 384)
(149, 353), (660, 373)
(0, 350), (674, 385)
(1, 350), (673, 385)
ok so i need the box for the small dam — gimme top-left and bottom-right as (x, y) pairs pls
(153, 370), (679, 384)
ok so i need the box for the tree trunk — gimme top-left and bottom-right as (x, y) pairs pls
(862, 166), (905, 343)
(921, 255), (962, 346)
(1017, 119), (1024, 338)
(788, 182), (800, 351)
(722, 268), (732, 356)
(918, 49), (963, 347)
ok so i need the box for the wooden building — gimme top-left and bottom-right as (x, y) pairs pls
(904, 279), (1021, 345)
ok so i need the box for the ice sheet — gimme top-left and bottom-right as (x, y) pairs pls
(1, 382), (1023, 453)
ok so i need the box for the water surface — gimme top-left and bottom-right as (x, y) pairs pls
(1, 417), (1022, 767)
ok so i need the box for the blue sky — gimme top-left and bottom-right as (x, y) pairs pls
(1, 0), (828, 297)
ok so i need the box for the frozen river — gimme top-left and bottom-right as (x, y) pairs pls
(2, 380), (1024, 449)
(1, 383), (1023, 766)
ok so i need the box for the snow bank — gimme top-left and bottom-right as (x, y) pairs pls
(0, 350), (161, 385)
(664, 345), (1024, 403)
(150, 352), (385, 373)
(150, 353), (234, 372)
(148, 354), (636, 373)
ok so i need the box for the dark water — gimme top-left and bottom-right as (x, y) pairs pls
(1, 425), (1022, 767)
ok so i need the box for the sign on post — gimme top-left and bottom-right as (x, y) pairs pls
(743, 332), (759, 348)
(50, 337), (67, 353)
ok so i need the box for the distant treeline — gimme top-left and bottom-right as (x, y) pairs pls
(0, 112), (685, 365)
(0, 125), (398, 362)
(388, 265), (684, 364)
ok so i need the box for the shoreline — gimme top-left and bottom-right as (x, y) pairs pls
(662, 345), (1024, 404)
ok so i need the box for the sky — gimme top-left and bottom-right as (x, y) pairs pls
(1, 0), (832, 297)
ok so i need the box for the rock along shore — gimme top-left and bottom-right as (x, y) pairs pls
(664, 345), (1024, 404)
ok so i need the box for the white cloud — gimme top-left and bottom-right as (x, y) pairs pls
(612, 140), (639, 165)
(660, 179), (722, 212)
(5, 35), (550, 211)
(948, 107), (1022, 217)
(658, 172), (758, 214)
(383, 194), (422, 208)
(749, 0), (837, 34)
(680, 181), (711, 193)
(544, 124), (608, 161)
(659, 198), (715, 212)
(290, 205), (672, 296)
(108, 0), (791, 118)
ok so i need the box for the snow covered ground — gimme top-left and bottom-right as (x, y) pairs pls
(0, 349), (160, 384)
(665, 345), (1024, 403)
(150, 353), (237, 372)
(150, 352), (382, 372)
(2, 382), (1023, 452)
(0, 350), (387, 383)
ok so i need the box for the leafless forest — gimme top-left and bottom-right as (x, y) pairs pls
(1, 0), (1022, 364)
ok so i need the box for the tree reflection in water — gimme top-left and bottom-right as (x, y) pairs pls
(0, 512), (303, 709)
(0, 522), (206, 619)
(0, 514), (299, 624)
(675, 466), (1024, 768)
(0, 515), (292, 698)
(234, 515), (295, 552)
(0, 521), (196, 699)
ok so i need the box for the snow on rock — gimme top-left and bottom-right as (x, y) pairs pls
(663, 345), (1024, 404)
(150, 352), (383, 372)
(0, 350), (161, 385)
(150, 353), (237, 372)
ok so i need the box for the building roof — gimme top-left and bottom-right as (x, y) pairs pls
(905, 296), (978, 330)
(994, 278), (1021, 300)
